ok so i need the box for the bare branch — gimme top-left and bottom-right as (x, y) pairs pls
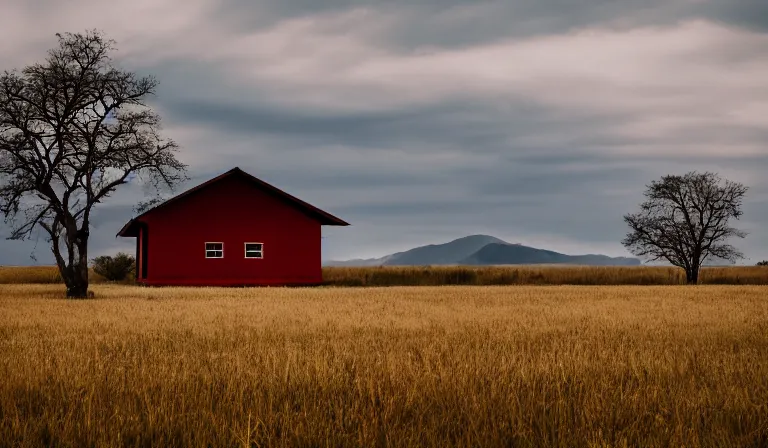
(0, 30), (187, 297)
(622, 171), (747, 284)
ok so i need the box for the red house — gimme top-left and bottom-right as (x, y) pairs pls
(116, 167), (349, 286)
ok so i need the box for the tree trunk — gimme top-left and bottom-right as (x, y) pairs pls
(685, 267), (700, 285)
(64, 267), (89, 298)
(63, 238), (90, 298)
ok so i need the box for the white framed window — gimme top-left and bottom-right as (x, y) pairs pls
(205, 242), (223, 258)
(244, 242), (263, 259)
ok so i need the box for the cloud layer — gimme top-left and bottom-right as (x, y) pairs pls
(1, 0), (766, 264)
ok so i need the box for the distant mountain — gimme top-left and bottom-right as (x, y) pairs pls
(460, 243), (641, 266)
(324, 235), (504, 267)
(325, 235), (641, 267)
(384, 235), (506, 266)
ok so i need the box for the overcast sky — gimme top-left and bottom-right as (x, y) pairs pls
(1, 0), (767, 264)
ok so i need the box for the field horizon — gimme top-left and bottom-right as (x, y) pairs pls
(2, 264), (768, 289)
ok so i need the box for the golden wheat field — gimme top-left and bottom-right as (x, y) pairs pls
(1, 283), (767, 447)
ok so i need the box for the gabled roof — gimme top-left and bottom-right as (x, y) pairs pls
(117, 167), (349, 237)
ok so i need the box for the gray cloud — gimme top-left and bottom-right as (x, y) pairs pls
(213, 0), (768, 50)
(0, 0), (767, 266)
(703, 0), (768, 32)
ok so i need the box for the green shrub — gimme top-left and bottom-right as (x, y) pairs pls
(92, 253), (136, 281)
(757, 261), (768, 267)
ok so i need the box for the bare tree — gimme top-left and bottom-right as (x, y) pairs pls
(622, 172), (747, 284)
(0, 30), (186, 297)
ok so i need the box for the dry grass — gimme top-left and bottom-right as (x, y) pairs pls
(0, 266), (64, 284)
(323, 265), (768, 286)
(3, 265), (768, 286)
(1, 284), (767, 447)
(0, 266), (115, 285)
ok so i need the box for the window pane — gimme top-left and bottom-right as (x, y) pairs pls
(245, 249), (263, 258)
(206, 249), (223, 258)
(245, 243), (264, 258)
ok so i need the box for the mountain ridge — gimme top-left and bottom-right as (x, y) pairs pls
(324, 235), (641, 267)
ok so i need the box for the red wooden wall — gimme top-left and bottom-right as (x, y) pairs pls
(137, 175), (322, 286)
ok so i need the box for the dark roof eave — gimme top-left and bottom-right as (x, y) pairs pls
(322, 221), (350, 226)
(116, 219), (141, 237)
(317, 214), (350, 226)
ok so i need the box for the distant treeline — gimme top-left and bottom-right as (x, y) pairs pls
(2, 265), (768, 286)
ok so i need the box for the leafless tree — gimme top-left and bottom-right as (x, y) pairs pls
(0, 30), (186, 297)
(622, 172), (747, 284)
